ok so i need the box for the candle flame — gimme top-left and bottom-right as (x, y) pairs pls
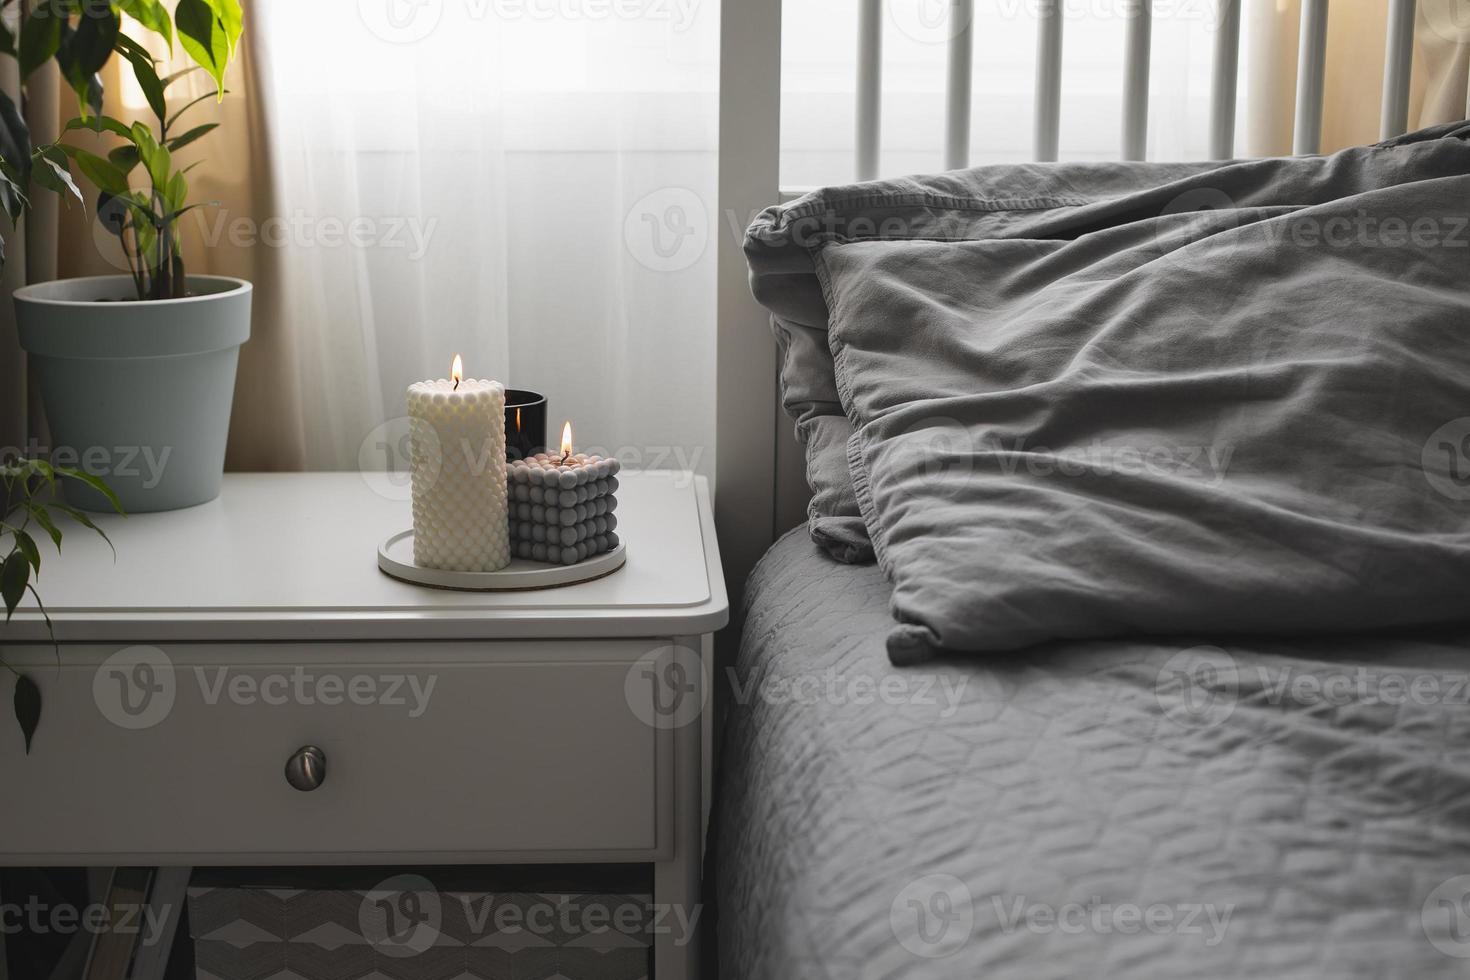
(515, 407), (522, 430)
(450, 354), (464, 385)
(560, 421), (573, 460)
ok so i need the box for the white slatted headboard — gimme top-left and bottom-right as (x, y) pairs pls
(714, 0), (1455, 598)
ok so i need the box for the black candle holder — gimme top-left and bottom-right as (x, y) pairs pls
(505, 389), (547, 462)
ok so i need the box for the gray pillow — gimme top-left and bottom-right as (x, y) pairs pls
(817, 123), (1470, 662)
(744, 125), (1470, 566)
(747, 161), (1225, 562)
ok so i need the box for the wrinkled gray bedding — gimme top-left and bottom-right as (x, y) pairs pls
(746, 123), (1470, 569)
(815, 127), (1470, 662)
(714, 529), (1470, 979)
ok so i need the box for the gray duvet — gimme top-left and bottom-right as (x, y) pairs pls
(818, 125), (1470, 662)
(714, 529), (1470, 979)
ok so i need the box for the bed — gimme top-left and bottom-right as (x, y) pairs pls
(707, 131), (1470, 970)
(711, 3), (1470, 977)
(714, 529), (1470, 978)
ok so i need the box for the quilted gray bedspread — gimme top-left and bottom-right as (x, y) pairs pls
(714, 529), (1470, 979)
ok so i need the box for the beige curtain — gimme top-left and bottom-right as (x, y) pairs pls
(1245, 0), (1470, 156)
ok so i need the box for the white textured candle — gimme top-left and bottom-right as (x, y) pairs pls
(407, 377), (510, 572)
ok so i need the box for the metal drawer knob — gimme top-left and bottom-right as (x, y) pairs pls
(285, 745), (327, 792)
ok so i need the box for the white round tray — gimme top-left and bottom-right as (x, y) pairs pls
(378, 530), (627, 591)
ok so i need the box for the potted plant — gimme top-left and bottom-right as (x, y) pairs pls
(0, 0), (240, 747)
(7, 0), (248, 513)
(1, 457), (121, 752)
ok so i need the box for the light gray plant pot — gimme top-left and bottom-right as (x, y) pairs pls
(14, 275), (252, 513)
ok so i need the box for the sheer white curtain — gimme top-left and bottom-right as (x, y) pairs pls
(252, 0), (718, 477)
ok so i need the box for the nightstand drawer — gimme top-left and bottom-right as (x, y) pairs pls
(0, 641), (675, 864)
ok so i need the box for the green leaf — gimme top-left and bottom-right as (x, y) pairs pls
(57, 144), (131, 196)
(113, 32), (154, 61)
(166, 88), (225, 131)
(60, 7), (120, 76)
(162, 65), (200, 89)
(107, 143), (140, 173)
(135, 128), (170, 192)
(132, 202), (158, 252)
(33, 147), (83, 204)
(115, 35), (167, 123)
(13, 530), (40, 572)
(53, 505), (115, 557)
(119, 0), (172, 51)
(18, 5), (62, 81)
(165, 167), (186, 211)
(65, 113), (134, 139)
(164, 122), (216, 153)
(201, 0), (241, 60)
(158, 200), (212, 223)
(56, 11), (120, 119)
(19, 457), (55, 488)
(96, 189), (136, 238)
(26, 505), (62, 551)
(0, 160), (28, 227)
(1, 551), (29, 618)
(176, 0), (228, 94)
(0, 89), (33, 217)
(56, 468), (124, 516)
(23, 583), (57, 661)
(129, 120), (158, 155)
(13, 672), (41, 754)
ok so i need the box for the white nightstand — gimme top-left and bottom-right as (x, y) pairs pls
(0, 470), (727, 980)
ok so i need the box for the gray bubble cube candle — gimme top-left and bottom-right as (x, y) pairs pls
(507, 422), (621, 566)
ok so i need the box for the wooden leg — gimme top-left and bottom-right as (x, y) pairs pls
(0, 874), (8, 980)
(127, 867), (190, 980)
(43, 868), (118, 980)
(653, 636), (707, 980)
